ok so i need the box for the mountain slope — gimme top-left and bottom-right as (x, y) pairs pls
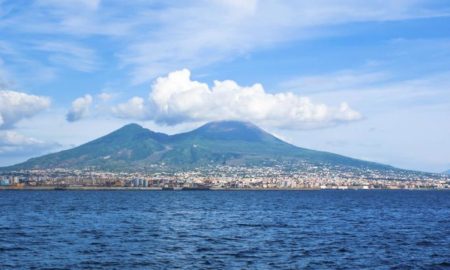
(3, 120), (393, 172)
(12, 124), (168, 170)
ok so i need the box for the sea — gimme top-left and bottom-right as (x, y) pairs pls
(0, 190), (449, 269)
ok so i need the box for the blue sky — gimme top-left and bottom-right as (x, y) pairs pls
(0, 0), (449, 172)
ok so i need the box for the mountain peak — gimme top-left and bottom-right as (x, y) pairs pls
(186, 120), (274, 142)
(101, 123), (148, 139)
(119, 123), (144, 131)
(111, 123), (169, 142)
(200, 120), (260, 131)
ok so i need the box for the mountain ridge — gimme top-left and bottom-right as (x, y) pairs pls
(2, 120), (397, 172)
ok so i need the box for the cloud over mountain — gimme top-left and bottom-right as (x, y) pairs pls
(0, 90), (50, 129)
(113, 69), (362, 129)
(112, 96), (147, 120)
(66, 94), (93, 122)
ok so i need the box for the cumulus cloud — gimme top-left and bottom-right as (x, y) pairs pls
(66, 94), (93, 122)
(0, 90), (51, 129)
(112, 96), (147, 120)
(113, 69), (362, 129)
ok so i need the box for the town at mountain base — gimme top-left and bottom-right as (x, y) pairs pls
(1, 121), (448, 189)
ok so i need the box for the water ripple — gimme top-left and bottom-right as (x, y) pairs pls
(0, 190), (449, 269)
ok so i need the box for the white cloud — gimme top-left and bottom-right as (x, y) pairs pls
(0, 90), (50, 129)
(1, 1), (447, 83)
(0, 131), (59, 157)
(0, 130), (44, 146)
(304, 70), (450, 114)
(113, 69), (362, 129)
(118, 1), (448, 84)
(66, 94), (93, 122)
(98, 92), (112, 102)
(112, 96), (147, 120)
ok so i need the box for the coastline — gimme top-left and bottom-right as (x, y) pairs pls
(0, 186), (448, 191)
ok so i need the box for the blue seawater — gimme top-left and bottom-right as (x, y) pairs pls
(0, 190), (449, 269)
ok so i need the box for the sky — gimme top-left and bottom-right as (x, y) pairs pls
(0, 0), (449, 173)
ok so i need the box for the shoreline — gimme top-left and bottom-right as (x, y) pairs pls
(0, 186), (448, 191)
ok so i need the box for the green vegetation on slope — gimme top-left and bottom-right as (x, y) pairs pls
(3, 121), (393, 172)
